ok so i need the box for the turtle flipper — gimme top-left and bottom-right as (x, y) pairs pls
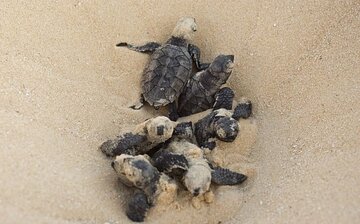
(232, 100), (252, 121)
(116, 42), (161, 53)
(173, 122), (193, 139)
(130, 95), (145, 110)
(213, 87), (235, 110)
(168, 102), (179, 121)
(200, 140), (216, 150)
(100, 132), (147, 156)
(211, 166), (247, 185)
(188, 44), (210, 70)
(152, 151), (188, 176)
(126, 191), (151, 222)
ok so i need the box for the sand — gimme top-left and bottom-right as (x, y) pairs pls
(1, 0), (359, 223)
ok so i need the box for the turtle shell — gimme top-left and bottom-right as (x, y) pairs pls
(177, 72), (215, 116)
(142, 44), (192, 107)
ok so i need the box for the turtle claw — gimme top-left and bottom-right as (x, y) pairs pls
(126, 191), (151, 222)
(211, 167), (247, 185)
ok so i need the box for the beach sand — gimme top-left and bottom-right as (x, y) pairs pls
(1, 1), (359, 223)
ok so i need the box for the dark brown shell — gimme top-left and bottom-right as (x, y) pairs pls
(177, 73), (215, 116)
(142, 44), (192, 107)
(177, 54), (234, 116)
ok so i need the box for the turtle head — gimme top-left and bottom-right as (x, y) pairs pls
(146, 116), (175, 143)
(210, 54), (234, 73)
(184, 162), (211, 197)
(112, 155), (158, 189)
(214, 116), (239, 142)
(208, 55), (234, 83)
(172, 17), (197, 41)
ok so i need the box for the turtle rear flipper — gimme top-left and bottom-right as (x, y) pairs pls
(213, 87), (235, 110)
(211, 167), (247, 185)
(116, 42), (161, 53)
(126, 191), (151, 222)
(152, 151), (189, 176)
(232, 100), (252, 121)
(130, 95), (145, 110)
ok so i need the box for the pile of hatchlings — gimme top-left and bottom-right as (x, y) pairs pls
(100, 17), (253, 222)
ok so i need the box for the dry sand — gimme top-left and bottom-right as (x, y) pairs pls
(1, 1), (360, 223)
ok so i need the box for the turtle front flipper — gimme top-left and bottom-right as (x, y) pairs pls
(126, 191), (151, 222)
(116, 42), (161, 53)
(168, 101), (179, 121)
(194, 111), (218, 150)
(232, 99), (252, 121)
(152, 151), (189, 176)
(213, 87), (235, 110)
(173, 121), (194, 140)
(188, 44), (210, 70)
(211, 166), (247, 185)
(99, 132), (147, 156)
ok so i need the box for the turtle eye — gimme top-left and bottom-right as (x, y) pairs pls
(157, 125), (164, 135)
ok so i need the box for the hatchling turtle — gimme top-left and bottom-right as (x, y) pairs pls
(178, 54), (236, 117)
(100, 116), (194, 157)
(117, 17), (209, 121)
(100, 116), (176, 157)
(194, 99), (252, 150)
(152, 139), (247, 196)
(111, 154), (177, 222)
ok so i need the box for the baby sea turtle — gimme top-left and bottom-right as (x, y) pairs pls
(100, 116), (194, 157)
(112, 154), (177, 222)
(100, 116), (176, 157)
(117, 17), (209, 121)
(178, 54), (235, 117)
(152, 139), (247, 196)
(194, 100), (252, 150)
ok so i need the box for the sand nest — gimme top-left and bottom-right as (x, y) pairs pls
(1, 1), (360, 224)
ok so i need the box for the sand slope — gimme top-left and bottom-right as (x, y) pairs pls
(1, 1), (359, 223)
